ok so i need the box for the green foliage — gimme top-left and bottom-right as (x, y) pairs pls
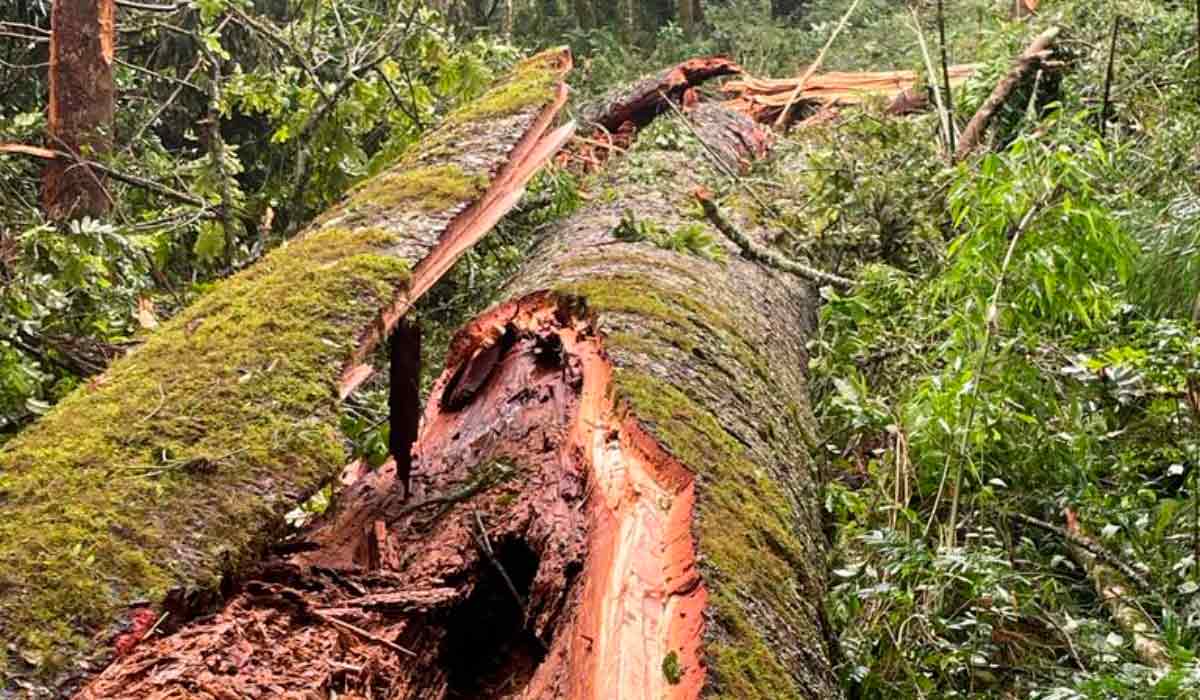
(0, 1), (520, 434)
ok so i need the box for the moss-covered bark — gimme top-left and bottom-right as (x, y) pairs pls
(511, 104), (839, 698)
(0, 49), (570, 694)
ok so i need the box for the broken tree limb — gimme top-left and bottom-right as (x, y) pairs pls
(1063, 509), (1171, 669)
(1007, 511), (1151, 593)
(76, 102), (839, 699)
(0, 48), (573, 696)
(577, 55), (741, 133)
(694, 186), (854, 290)
(954, 26), (1061, 161)
(0, 142), (210, 209)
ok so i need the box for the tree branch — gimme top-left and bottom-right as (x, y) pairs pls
(693, 187), (854, 290)
(955, 26), (1061, 160)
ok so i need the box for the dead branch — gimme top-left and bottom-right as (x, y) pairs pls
(1062, 509), (1171, 669)
(693, 187), (853, 290)
(0, 143), (210, 209)
(955, 26), (1061, 161)
(1007, 510), (1151, 593)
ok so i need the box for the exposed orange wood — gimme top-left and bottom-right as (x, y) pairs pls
(723, 64), (977, 123)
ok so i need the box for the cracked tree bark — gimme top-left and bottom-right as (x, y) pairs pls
(73, 97), (838, 699)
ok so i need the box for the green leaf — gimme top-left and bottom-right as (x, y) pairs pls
(193, 222), (226, 263)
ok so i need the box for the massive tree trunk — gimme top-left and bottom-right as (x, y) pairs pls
(73, 99), (837, 699)
(43, 0), (116, 220)
(5, 57), (839, 699)
(0, 49), (573, 696)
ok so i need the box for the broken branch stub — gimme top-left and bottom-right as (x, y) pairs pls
(577, 56), (742, 133)
(0, 47), (573, 695)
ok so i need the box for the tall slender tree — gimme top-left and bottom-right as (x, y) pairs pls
(43, 0), (115, 220)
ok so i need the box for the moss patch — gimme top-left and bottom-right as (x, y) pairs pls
(0, 225), (410, 677)
(613, 369), (812, 699)
(662, 650), (683, 684)
(345, 163), (488, 214)
(447, 50), (564, 126)
(555, 275), (774, 386)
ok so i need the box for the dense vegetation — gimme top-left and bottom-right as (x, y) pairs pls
(3, 0), (1200, 697)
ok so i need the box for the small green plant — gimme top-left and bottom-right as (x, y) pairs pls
(613, 211), (725, 261)
(662, 650), (683, 685)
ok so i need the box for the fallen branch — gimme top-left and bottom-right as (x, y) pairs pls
(0, 143), (209, 209)
(693, 186), (853, 290)
(1007, 510), (1151, 593)
(955, 26), (1061, 160)
(314, 610), (417, 658)
(1063, 509), (1170, 669)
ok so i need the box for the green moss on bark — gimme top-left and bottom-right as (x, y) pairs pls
(556, 276), (775, 386)
(0, 225), (409, 677)
(448, 50), (565, 125)
(344, 164), (488, 214)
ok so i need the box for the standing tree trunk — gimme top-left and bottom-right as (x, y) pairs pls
(43, 0), (116, 220)
(0, 49), (573, 697)
(74, 99), (838, 698)
(772, 0), (804, 20)
(573, 0), (594, 30)
(679, 0), (697, 36)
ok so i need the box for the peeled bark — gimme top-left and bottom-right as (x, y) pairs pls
(72, 101), (837, 698)
(43, 0), (116, 220)
(0, 49), (573, 696)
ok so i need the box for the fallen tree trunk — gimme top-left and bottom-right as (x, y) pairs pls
(0, 48), (574, 695)
(75, 102), (839, 698)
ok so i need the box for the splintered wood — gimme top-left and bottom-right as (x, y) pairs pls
(77, 293), (706, 699)
(723, 64), (977, 122)
(561, 56), (741, 172)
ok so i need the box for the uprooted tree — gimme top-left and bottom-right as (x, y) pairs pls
(1, 50), (842, 698)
